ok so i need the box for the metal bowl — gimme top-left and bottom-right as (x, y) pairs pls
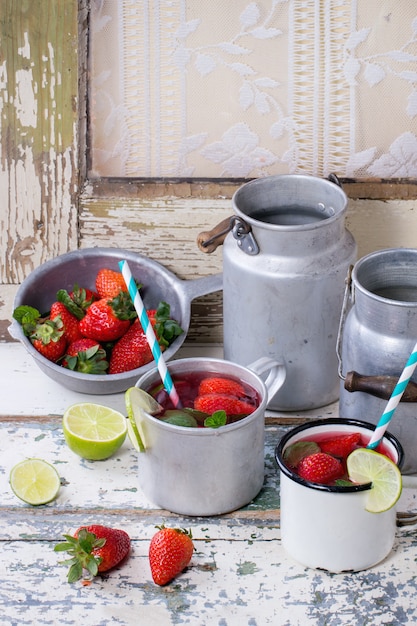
(8, 248), (222, 394)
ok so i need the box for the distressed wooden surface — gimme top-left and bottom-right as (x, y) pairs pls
(2, 343), (417, 625)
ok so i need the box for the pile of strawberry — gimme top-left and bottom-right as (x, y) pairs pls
(283, 432), (362, 486)
(13, 268), (183, 375)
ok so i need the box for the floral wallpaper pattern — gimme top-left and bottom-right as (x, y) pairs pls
(90, 0), (417, 179)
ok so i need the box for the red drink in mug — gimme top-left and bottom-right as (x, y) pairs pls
(275, 418), (404, 573)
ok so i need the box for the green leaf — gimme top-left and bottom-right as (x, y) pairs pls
(204, 410), (227, 429)
(283, 441), (321, 468)
(68, 561), (83, 583)
(56, 289), (85, 320)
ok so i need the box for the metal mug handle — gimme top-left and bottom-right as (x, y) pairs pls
(247, 356), (286, 405)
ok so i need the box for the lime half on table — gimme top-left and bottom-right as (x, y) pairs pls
(63, 402), (127, 460)
(347, 448), (402, 513)
(10, 458), (61, 506)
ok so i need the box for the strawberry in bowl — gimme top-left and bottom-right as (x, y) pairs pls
(8, 248), (221, 394)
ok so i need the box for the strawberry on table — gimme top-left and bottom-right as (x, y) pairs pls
(319, 432), (361, 458)
(297, 452), (344, 485)
(95, 268), (129, 299)
(79, 292), (136, 342)
(149, 525), (194, 586)
(55, 524), (131, 583)
(194, 393), (255, 417)
(62, 338), (108, 374)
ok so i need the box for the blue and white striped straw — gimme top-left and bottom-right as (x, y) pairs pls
(119, 260), (181, 408)
(367, 341), (417, 449)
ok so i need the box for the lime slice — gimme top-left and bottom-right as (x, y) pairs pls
(63, 403), (127, 460)
(125, 387), (162, 452)
(10, 458), (61, 505)
(347, 448), (402, 513)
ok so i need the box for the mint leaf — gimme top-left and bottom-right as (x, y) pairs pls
(204, 410), (227, 429)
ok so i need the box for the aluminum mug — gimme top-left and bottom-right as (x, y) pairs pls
(135, 356), (286, 516)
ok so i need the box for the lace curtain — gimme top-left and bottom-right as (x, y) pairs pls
(89, 0), (417, 179)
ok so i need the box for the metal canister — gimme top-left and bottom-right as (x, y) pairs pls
(338, 248), (417, 474)
(202, 174), (356, 411)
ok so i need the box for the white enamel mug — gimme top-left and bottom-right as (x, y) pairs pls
(275, 418), (404, 573)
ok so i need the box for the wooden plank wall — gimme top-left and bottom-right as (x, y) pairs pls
(1, 1), (416, 346)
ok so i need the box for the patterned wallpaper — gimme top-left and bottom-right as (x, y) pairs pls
(89, 0), (417, 179)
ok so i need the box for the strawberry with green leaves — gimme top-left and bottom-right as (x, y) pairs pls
(13, 305), (67, 363)
(50, 301), (83, 344)
(79, 291), (137, 342)
(69, 284), (98, 311)
(62, 338), (108, 374)
(109, 302), (183, 374)
(55, 525), (131, 583)
(149, 525), (194, 586)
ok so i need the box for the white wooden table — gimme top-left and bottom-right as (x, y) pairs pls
(2, 342), (417, 626)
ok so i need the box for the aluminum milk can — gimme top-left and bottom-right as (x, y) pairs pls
(199, 174), (357, 411)
(338, 248), (417, 474)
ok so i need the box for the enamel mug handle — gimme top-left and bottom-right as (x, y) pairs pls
(247, 357), (286, 405)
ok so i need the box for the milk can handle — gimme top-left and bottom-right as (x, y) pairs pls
(336, 264), (354, 381)
(197, 216), (259, 256)
(247, 357), (286, 405)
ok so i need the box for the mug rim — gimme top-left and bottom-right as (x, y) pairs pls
(275, 417), (404, 493)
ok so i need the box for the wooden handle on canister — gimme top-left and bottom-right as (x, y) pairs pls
(197, 217), (232, 254)
(344, 371), (417, 402)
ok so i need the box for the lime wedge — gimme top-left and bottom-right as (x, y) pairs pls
(125, 387), (162, 452)
(10, 458), (61, 505)
(63, 403), (127, 460)
(347, 448), (402, 513)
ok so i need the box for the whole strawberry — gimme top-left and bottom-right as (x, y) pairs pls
(54, 524), (131, 583)
(30, 318), (67, 362)
(149, 525), (194, 586)
(109, 303), (183, 374)
(96, 268), (129, 299)
(50, 301), (84, 344)
(79, 292), (136, 342)
(297, 452), (344, 485)
(109, 319), (154, 374)
(69, 284), (98, 311)
(62, 338), (108, 374)
(319, 433), (361, 458)
(194, 393), (255, 417)
(198, 377), (245, 398)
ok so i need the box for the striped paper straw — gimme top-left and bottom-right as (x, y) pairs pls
(367, 341), (417, 449)
(119, 260), (181, 408)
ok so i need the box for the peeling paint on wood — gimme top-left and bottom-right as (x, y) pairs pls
(2, 344), (417, 625)
(0, 0), (79, 285)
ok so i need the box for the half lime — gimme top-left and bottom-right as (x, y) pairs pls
(63, 402), (127, 460)
(10, 458), (61, 505)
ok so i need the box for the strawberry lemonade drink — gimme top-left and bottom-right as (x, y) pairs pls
(132, 356), (286, 516)
(275, 418), (404, 573)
